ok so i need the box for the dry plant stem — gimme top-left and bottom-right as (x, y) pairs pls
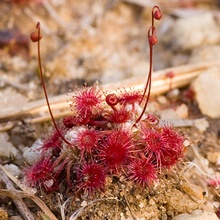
(58, 196), (74, 220)
(0, 169), (35, 220)
(124, 0), (214, 7)
(123, 0), (156, 7)
(0, 165), (35, 193)
(123, 192), (137, 220)
(0, 189), (58, 220)
(190, 144), (211, 174)
(0, 60), (220, 131)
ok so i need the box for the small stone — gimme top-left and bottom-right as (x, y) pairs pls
(183, 140), (190, 147)
(3, 164), (21, 177)
(172, 210), (219, 220)
(23, 139), (43, 165)
(192, 67), (220, 118)
(121, 184), (126, 189)
(193, 118), (209, 132)
(139, 203), (145, 208)
(120, 214), (126, 220)
(136, 194), (141, 199)
(0, 133), (18, 158)
(159, 104), (188, 119)
(213, 202), (220, 208)
(157, 95), (168, 105)
(81, 200), (87, 207)
(149, 199), (155, 205)
(175, 104), (189, 118)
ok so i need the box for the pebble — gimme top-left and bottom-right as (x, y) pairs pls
(192, 67), (220, 118)
(157, 95), (168, 105)
(22, 139), (43, 165)
(167, 89), (180, 101)
(172, 210), (219, 220)
(213, 202), (220, 209)
(136, 194), (141, 199)
(139, 203), (145, 208)
(0, 132), (18, 158)
(175, 104), (189, 118)
(81, 200), (87, 207)
(159, 104), (188, 119)
(3, 164), (21, 177)
(193, 118), (209, 132)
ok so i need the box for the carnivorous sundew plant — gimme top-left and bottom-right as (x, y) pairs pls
(26, 6), (186, 196)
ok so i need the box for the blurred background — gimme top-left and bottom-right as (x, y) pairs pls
(1, 0), (220, 102)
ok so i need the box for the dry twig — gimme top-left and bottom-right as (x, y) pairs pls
(0, 60), (220, 131)
(0, 168), (35, 220)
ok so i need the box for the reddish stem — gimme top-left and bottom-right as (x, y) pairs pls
(135, 40), (153, 124)
(135, 6), (161, 124)
(36, 22), (71, 146)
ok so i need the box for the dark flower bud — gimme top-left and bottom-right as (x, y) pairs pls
(30, 30), (42, 42)
(153, 9), (162, 20)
